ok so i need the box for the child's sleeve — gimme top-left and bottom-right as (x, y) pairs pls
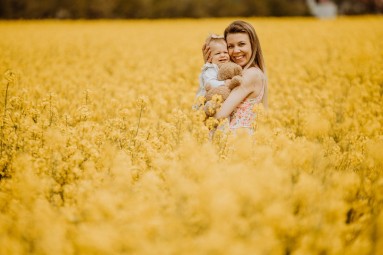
(202, 67), (225, 88)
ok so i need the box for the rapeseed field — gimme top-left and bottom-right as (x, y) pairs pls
(0, 17), (383, 254)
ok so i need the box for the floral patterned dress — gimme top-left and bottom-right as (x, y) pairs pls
(229, 80), (265, 130)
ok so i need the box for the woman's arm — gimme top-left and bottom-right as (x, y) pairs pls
(215, 68), (264, 119)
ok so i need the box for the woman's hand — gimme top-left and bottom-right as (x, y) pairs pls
(224, 79), (232, 87)
(202, 43), (212, 63)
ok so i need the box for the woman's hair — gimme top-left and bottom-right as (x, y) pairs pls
(224, 20), (268, 108)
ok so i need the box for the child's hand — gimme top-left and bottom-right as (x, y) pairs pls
(202, 43), (212, 63)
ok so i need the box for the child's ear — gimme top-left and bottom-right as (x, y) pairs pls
(205, 84), (212, 91)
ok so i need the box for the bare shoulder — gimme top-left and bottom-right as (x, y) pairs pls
(242, 67), (265, 87)
(241, 67), (265, 96)
(243, 67), (265, 80)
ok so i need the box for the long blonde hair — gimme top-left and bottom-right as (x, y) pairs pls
(224, 20), (268, 108)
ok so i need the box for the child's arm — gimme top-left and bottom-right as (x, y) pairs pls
(215, 68), (264, 119)
(202, 67), (225, 88)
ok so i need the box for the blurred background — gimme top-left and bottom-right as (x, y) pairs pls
(0, 0), (382, 19)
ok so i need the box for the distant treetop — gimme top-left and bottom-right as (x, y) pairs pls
(0, 0), (382, 19)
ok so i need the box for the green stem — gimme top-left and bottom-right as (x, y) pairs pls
(135, 106), (143, 138)
(1, 80), (10, 156)
(49, 93), (53, 126)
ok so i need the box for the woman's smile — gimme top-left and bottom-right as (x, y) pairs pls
(226, 33), (252, 67)
(233, 55), (245, 60)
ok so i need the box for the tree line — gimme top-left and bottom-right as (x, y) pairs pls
(0, 0), (382, 19)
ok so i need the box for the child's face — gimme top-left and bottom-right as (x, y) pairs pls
(209, 41), (229, 65)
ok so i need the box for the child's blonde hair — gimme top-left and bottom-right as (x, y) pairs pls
(205, 33), (226, 46)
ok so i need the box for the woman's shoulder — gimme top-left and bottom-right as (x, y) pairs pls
(243, 66), (265, 79)
(241, 66), (265, 99)
(242, 67), (266, 86)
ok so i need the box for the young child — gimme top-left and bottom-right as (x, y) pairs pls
(195, 34), (230, 99)
(194, 34), (232, 134)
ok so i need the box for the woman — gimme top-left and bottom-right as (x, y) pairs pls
(203, 20), (268, 132)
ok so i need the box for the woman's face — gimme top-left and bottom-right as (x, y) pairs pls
(226, 33), (252, 68)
